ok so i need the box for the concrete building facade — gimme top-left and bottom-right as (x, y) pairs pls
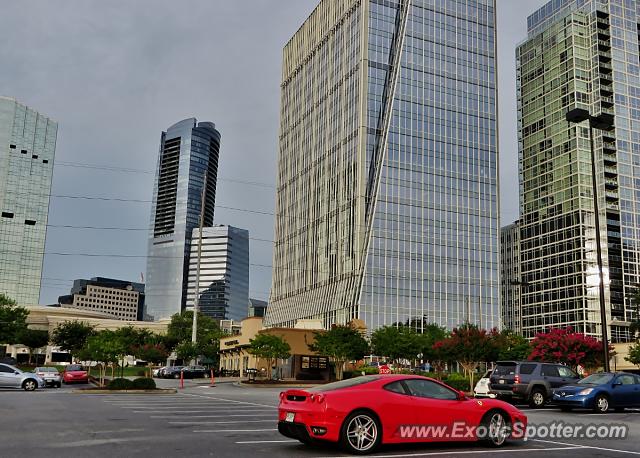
(0, 97), (57, 305)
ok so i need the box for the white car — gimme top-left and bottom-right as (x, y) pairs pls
(474, 370), (496, 398)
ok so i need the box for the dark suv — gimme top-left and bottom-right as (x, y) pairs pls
(489, 361), (579, 407)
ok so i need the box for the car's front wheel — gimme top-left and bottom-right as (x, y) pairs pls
(594, 394), (610, 413)
(22, 379), (38, 391)
(480, 410), (511, 447)
(340, 410), (382, 455)
(529, 388), (546, 408)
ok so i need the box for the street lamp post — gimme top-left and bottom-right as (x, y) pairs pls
(565, 108), (614, 372)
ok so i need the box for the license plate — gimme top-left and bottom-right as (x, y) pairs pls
(499, 379), (505, 384)
(285, 412), (295, 423)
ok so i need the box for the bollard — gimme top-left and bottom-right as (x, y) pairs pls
(210, 369), (216, 387)
(180, 369), (184, 389)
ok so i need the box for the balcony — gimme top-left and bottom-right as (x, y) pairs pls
(599, 61), (613, 73)
(605, 179), (618, 189)
(599, 95), (614, 107)
(604, 166), (617, 177)
(598, 39), (611, 50)
(606, 190), (619, 200)
(598, 50), (612, 62)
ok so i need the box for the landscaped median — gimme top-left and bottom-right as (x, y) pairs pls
(73, 377), (177, 394)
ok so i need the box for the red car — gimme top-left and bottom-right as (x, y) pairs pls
(278, 375), (527, 454)
(62, 364), (89, 384)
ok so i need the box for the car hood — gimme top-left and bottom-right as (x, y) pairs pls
(555, 384), (599, 394)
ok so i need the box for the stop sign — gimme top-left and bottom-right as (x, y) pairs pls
(378, 365), (391, 375)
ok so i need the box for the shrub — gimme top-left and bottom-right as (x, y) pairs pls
(442, 376), (470, 392)
(137, 370), (146, 377)
(131, 377), (156, 390)
(107, 378), (134, 390)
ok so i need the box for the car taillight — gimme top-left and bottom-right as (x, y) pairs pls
(515, 375), (521, 384)
(309, 394), (324, 403)
(279, 392), (285, 401)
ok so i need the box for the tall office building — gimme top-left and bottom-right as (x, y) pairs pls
(517, 0), (640, 341)
(186, 225), (249, 321)
(144, 119), (220, 321)
(266, 0), (500, 331)
(0, 97), (57, 305)
(500, 222), (522, 333)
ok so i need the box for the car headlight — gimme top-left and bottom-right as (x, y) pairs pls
(578, 388), (593, 395)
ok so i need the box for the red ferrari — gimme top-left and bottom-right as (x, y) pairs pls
(278, 375), (527, 454)
(62, 364), (89, 384)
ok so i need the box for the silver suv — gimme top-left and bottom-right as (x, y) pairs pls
(0, 363), (45, 391)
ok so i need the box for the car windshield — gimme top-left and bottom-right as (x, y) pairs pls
(578, 374), (613, 385)
(493, 364), (517, 376)
(36, 367), (56, 372)
(67, 365), (83, 371)
(308, 376), (381, 392)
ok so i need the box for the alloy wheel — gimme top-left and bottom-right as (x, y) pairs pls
(488, 412), (508, 446)
(346, 414), (378, 452)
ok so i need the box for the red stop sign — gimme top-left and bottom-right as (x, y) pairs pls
(378, 365), (391, 375)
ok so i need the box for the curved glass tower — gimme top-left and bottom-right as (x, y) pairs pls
(144, 118), (220, 321)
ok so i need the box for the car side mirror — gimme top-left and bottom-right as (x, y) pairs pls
(14, 371), (19, 375)
(458, 390), (467, 401)
(613, 381), (622, 387)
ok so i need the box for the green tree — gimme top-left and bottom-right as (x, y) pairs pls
(84, 331), (127, 386)
(18, 329), (49, 364)
(371, 325), (421, 365)
(625, 341), (640, 369)
(492, 329), (531, 361)
(248, 334), (291, 380)
(418, 324), (448, 363)
(0, 294), (29, 345)
(164, 311), (221, 350)
(113, 326), (152, 354)
(132, 343), (168, 365)
(51, 321), (95, 360)
(311, 325), (369, 381)
(175, 341), (200, 363)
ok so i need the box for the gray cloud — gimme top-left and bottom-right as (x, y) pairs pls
(0, 0), (548, 305)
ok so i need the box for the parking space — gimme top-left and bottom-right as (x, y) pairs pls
(1, 383), (639, 457)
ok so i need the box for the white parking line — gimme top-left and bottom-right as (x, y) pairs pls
(127, 406), (272, 410)
(193, 429), (278, 433)
(236, 440), (298, 444)
(151, 414), (275, 418)
(315, 446), (584, 458)
(169, 419), (274, 425)
(179, 392), (278, 409)
(533, 439), (640, 456)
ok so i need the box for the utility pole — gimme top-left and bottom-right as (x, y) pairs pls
(191, 172), (208, 358)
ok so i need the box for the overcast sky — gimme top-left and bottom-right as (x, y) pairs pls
(0, 0), (548, 306)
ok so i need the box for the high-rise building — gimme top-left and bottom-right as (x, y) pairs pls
(0, 97), (57, 305)
(266, 0), (500, 331)
(248, 298), (268, 318)
(186, 225), (249, 321)
(517, 0), (640, 341)
(500, 222), (522, 333)
(58, 277), (145, 321)
(144, 118), (220, 321)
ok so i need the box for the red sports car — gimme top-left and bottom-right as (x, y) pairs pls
(278, 375), (527, 454)
(62, 364), (89, 384)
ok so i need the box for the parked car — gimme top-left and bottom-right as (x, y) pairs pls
(153, 366), (167, 378)
(164, 366), (184, 379)
(278, 375), (527, 454)
(182, 366), (209, 379)
(62, 364), (89, 384)
(489, 361), (579, 408)
(474, 370), (495, 398)
(35, 367), (62, 388)
(552, 372), (640, 413)
(0, 363), (45, 391)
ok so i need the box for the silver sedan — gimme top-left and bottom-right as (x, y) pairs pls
(0, 363), (46, 391)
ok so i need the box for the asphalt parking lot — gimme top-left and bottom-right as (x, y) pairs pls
(1, 381), (639, 458)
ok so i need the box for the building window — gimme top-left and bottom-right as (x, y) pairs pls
(9, 145), (16, 149)
(1, 212), (13, 218)
(20, 149), (27, 154)
(25, 220), (36, 226)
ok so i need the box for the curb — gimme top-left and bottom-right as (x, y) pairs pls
(72, 388), (178, 394)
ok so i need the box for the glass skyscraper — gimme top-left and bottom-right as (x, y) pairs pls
(266, 0), (500, 332)
(144, 118), (220, 321)
(517, 0), (640, 341)
(186, 225), (249, 321)
(0, 97), (57, 305)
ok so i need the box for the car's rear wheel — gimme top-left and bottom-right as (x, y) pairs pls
(529, 388), (546, 408)
(22, 379), (38, 391)
(480, 410), (511, 447)
(340, 410), (382, 455)
(594, 394), (610, 413)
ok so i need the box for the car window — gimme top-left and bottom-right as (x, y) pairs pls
(493, 364), (517, 376)
(558, 366), (576, 378)
(617, 375), (636, 385)
(0, 364), (14, 373)
(384, 381), (408, 395)
(635, 375), (640, 385)
(404, 379), (458, 400)
(541, 365), (560, 377)
(519, 364), (536, 375)
(579, 374), (613, 385)
(67, 365), (83, 371)
(308, 376), (381, 392)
